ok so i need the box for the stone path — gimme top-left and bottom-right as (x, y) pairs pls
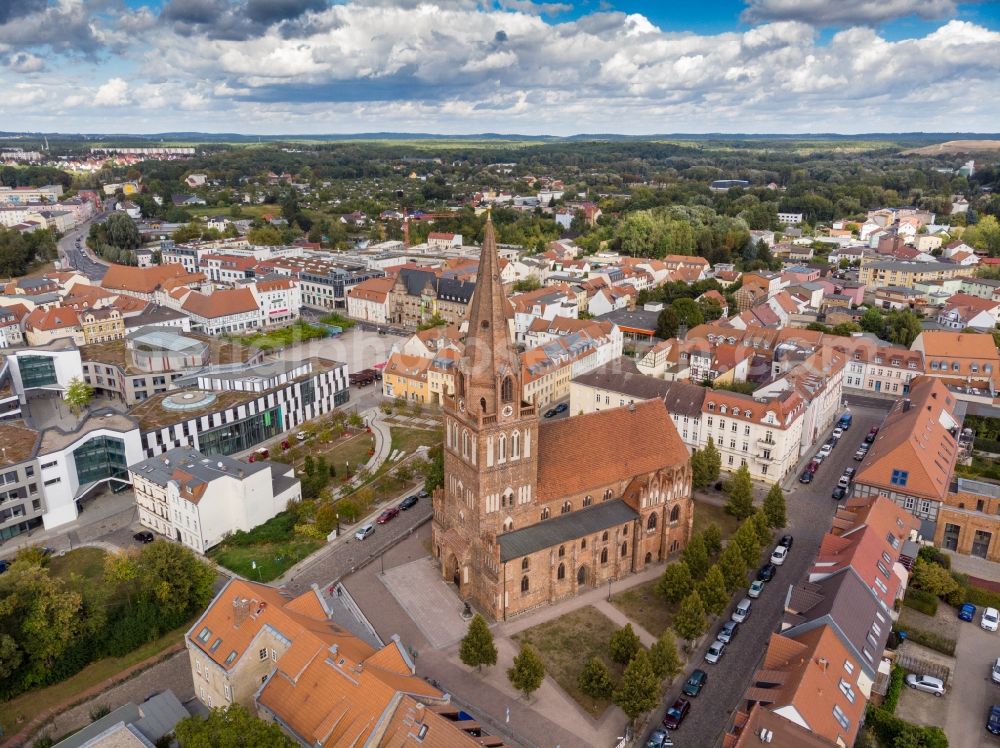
(380, 557), (470, 649)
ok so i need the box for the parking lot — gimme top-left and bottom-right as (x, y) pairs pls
(897, 605), (1000, 748)
(649, 401), (891, 747)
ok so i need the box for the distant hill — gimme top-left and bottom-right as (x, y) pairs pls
(902, 140), (1000, 155)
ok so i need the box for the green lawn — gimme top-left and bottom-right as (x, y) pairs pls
(0, 621), (190, 738)
(209, 538), (321, 582)
(512, 605), (624, 717)
(228, 320), (330, 350)
(692, 497), (741, 541)
(610, 580), (675, 638)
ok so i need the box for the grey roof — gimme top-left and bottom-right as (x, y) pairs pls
(127, 326), (206, 354)
(781, 566), (886, 680)
(593, 307), (660, 332)
(499, 500), (639, 562)
(200, 359), (303, 381)
(54, 690), (188, 748)
(398, 267), (475, 303)
(573, 359), (706, 418)
(130, 446), (270, 488)
(124, 304), (188, 329)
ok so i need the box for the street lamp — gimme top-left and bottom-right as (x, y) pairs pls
(335, 513), (340, 537)
(607, 578), (612, 601)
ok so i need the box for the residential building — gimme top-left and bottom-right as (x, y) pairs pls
(853, 377), (960, 530)
(101, 264), (205, 303)
(858, 259), (966, 289)
(381, 353), (432, 403)
(570, 359), (706, 452)
(0, 184), (63, 204)
(181, 288), (262, 335)
(836, 339), (923, 397)
(742, 628), (866, 747)
(345, 276), (394, 325)
(519, 321), (622, 407)
(809, 496), (920, 613)
(131, 447), (300, 553)
(253, 278), (301, 327)
(958, 276), (1000, 301)
(0, 305), (25, 347)
(701, 388), (806, 483)
(199, 253), (258, 284)
(433, 218), (693, 619)
(22, 305), (85, 346)
(387, 267), (474, 329)
(935, 292), (1000, 331)
(0, 421), (43, 543)
(935, 477), (1000, 561)
(78, 307), (125, 344)
(724, 704), (838, 748)
(911, 330), (1000, 387)
(51, 690), (188, 748)
(186, 579), (495, 746)
(777, 212), (804, 225)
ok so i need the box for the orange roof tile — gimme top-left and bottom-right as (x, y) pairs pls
(182, 287), (258, 318)
(101, 263), (196, 294)
(536, 399), (687, 501)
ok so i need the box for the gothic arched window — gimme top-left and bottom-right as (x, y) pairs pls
(647, 513), (657, 531)
(600, 548), (608, 564)
(521, 557), (529, 571)
(558, 545), (565, 557)
(557, 563), (565, 580)
(583, 495), (592, 507)
(520, 575), (529, 593)
(561, 501), (571, 515)
(670, 505), (681, 523)
(621, 542), (628, 557)
(501, 376), (514, 403)
(602, 531), (609, 542)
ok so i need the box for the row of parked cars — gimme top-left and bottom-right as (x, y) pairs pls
(354, 489), (428, 540)
(646, 536), (794, 745)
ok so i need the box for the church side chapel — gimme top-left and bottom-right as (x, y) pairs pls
(432, 216), (694, 620)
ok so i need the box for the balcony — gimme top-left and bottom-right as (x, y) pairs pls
(756, 452), (774, 462)
(756, 437), (776, 446)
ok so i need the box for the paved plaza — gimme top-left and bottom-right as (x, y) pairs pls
(380, 556), (470, 649)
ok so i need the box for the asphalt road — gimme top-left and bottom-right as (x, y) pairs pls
(58, 213), (109, 281)
(650, 401), (893, 747)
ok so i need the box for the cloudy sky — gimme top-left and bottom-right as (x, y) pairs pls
(1, 0), (998, 135)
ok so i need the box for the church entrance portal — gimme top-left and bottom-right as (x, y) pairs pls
(577, 565), (588, 586)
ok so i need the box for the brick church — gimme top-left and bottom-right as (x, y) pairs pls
(432, 217), (694, 620)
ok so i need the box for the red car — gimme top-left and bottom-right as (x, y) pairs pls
(376, 507), (400, 524)
(662, 697), (691, 730)
(806, 459), (821, 473)
(281, 440), (291, 450)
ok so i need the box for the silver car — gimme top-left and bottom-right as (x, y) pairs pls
(704, 640), (726, 664)
(355, 524), (375, 541)
(905, 673), (945, 696)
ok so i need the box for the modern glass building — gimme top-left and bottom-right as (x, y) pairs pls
(72, 435), (130, 488)
(197, 406), (284, 456)
(17, 355), (58, 388)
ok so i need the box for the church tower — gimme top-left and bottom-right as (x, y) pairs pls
(433, 215), (539, 607)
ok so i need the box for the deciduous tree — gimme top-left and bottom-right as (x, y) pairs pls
(609, 623), (641, 665)
(63, 377), (94, 416)
(507, 643), (545, 699)
(698, 565), (729, 617)
(724, 464), (755, 520)
(762, 483), (787, 528)
(175, 704), (296, 748)
(459, 614), (497, 672)
(673, 590), (708, 643)
(654, 561), (693, 604)
(691, 439), (721, 489)
(578, 656), (614, 700)
(702, 523), (723, 557)
(681, 533), (709, 580)
(613, 649), (660, 721)
(649, 630), (681, 681)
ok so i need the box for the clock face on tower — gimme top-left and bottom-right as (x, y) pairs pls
(502, 404), (514, 418)
(458, 398), (465, 412)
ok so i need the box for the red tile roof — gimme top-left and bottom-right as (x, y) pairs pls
(536, 399), (687, 501)
(182, 287), (259, 319)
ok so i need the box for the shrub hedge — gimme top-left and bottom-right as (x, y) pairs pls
(882, 666), (905, 714)
(901, 588), (939, 617)
(899, 625), (956, 657)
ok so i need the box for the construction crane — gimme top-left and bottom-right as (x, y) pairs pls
(401, 209), (461, 247)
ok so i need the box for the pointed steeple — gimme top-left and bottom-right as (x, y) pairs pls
(459, 214), (520, 416)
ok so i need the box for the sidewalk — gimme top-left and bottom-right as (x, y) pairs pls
(2, 489), (137, 556)
(941, 548), (1000, 583)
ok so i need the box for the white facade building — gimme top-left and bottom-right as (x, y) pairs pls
(131, 447), (301, 553)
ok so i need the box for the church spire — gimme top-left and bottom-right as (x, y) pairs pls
(459, 213), (519, 416)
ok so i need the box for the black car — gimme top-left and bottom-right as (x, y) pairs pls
(555, 402), (568, 413)
(0, 559), (9, 574)
(417, 489), (429, 499)
(133, 531), (155, 543)
(544, 409), (557, 418)
(799, 470), (814, 484)
(832, 487), (847, 500)
(778, 534), (793, 549)
(399, 495), (419, 510)
(757, 563), (777, 582)
(681, 669), (707, 697)
(988, 704), (1000, 736)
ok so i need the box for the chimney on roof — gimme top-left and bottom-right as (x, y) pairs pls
(817, 657), (828, 671)
(758, 728), (773, 743)
(233, 596), (250, 628)
(902, 398), (911, 412)
(628, 402), (636, 412)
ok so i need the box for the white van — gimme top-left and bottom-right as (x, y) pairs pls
(732, 597), (752, 623)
